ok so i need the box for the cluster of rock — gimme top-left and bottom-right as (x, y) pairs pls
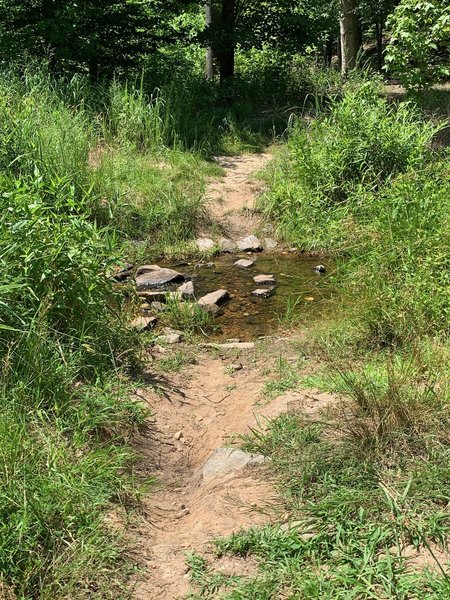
(115, 233), (327, 341)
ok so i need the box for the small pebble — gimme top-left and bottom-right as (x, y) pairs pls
(174, 431), (183, 441)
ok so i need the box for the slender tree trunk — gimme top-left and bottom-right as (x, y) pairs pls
(376, 16), (384, 72)
(324, 38), (333, 66)
(337, 36), (342, 72)
(205, 2), (214, 80)
(339, 0), (359, 76)
(219, 0), (235, 84)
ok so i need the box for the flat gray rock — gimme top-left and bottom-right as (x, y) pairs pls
(198, 289), (229, 307)
(178, 281), (195, 298)
(252, 287), (275, 298)
(202, 447), (266, 481)
(253, 274), (275, 285)
(137, 290), (168, 302)
(234, 259), (255, 269)
(130, 316), (157, 332)
(135, 264), (161, 276)
(136, 268), (184, 290)
(197, 237), (215, 251)
(202, 342), (255, 350)
(159, 327), (183, 344)
(236, 235), (263, 252)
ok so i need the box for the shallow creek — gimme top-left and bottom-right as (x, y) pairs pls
(169, 253), (334, 341)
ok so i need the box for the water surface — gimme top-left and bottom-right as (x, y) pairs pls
(171, 253), (334, 340)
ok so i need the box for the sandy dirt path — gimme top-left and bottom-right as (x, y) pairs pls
(130, 153), (283, 599)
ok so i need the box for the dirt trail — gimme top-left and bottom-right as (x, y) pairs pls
(205, 153), (271, 239)
(131, 154), (312, 599)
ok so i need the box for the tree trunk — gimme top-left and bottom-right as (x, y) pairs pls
(337, 36), (342, 72)
(323, 38), (333, 66)
(205, 2), (214, 81)
(339, 0), (359, 76)
(376, 16), (383, 72)
(218, 0), (235, 84)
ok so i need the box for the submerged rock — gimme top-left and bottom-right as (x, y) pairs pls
(252, 287), (275, 298)
(135, 267), (184, 290)
(234, 259), (255, 269)
(253, 274), (275, 285)
(236, 235), (263, 252)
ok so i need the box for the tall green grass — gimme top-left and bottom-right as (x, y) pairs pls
(263, 83), (448, 345)
(0, 172), (147, 597)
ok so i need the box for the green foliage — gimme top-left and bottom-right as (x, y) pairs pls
(385, 0), (450, 89)
(264, 84), (437, 249)
(0, 68), (93, 194)
(0, 174), (147, 597)
(344, 166), (450, 343)
(263, 84), (448, 344)
(0, 0), (189, 77)
(0, 175), (119, 344)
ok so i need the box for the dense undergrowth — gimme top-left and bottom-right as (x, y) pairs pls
(187, 83), (450, 597)
(0, 55), (350, 597)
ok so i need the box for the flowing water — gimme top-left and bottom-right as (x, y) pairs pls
(170, 253), (334, 340)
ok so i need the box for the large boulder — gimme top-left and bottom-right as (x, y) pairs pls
(236, 235), (263, 252)
(135, 267), (184, 290)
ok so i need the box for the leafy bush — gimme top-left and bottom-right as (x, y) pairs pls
(385, 0), (450, 90)
(0, 70), (92, 195)
(0, 174), (123, 356)
(344, 166), (450, 343)
(264, 85), (438, 250)
(263, 84), (438, 250)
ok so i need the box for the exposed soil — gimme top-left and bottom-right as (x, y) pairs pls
(204, 153), (271, 239)
(131, 340), (335, 600)
(129, 153), (333, 599)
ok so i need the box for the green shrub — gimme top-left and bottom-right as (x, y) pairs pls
(0, 70), (92, 195)
(344, 166), (450, 343)
(0, 174), (123, 355)
(263, 84), (438, 249)
(385, 0), (450, 90)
